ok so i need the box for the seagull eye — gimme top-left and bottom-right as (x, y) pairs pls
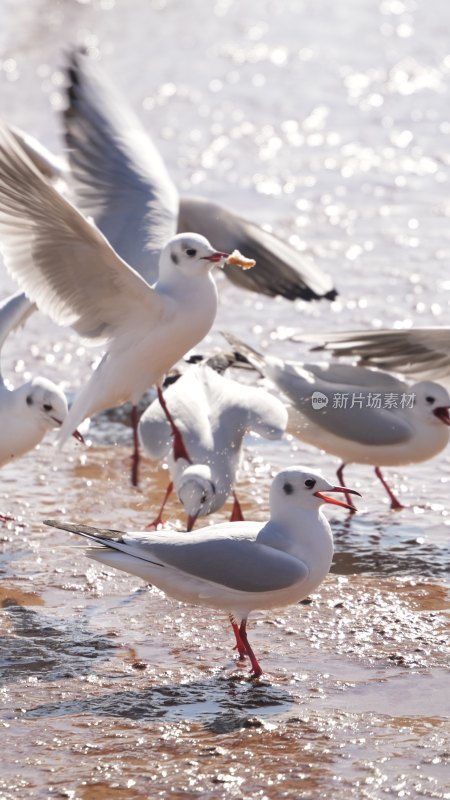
(26, 395), (33, 406)
(186, 248), (197, 257)
(305, 478), (316, 489)
(43, 403), (53, 412)
(283, 482), (294, 495)
(200, 492), (207, 504)
(426, 396), (435, 404)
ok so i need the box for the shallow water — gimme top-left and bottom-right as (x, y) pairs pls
(1, 0), (450, 797)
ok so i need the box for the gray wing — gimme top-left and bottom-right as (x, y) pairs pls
(63, 51), (178, 283)
(178, 196), (337, 301)
(296, 328), (450, 380)
(145, 537), (309, 592)
(0, 292), (36, 384)
(44, 519), (308, 593)
(264, 360), (413, 446)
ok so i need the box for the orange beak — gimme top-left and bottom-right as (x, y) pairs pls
(314, 486), (361, 511)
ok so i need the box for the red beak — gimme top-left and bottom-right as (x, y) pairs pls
(71, 429), (86, 444)
(52, 416), (85, 445)
(201, 251), (229, 263)
(314, 486), (361, 511)
(433, 407), (450, 425)
(186, 512), (199, 532)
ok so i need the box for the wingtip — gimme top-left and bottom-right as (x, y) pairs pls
(44, 518), (63, 529)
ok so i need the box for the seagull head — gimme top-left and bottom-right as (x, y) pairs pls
(24, 377), (69, 431)
(160, 233), (229, 279)
(24, 377), (85, 442)
(177, 464), (218, 530)
(270, 466), (361, 514)
(412, 381), (450, 426)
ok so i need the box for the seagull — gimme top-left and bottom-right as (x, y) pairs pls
(61, 50), (336, 302)
(45, 466), (360, 678)
(0, 123), (254, 484)
(223, 333), (450, 510)
(291, 327), (450, 381)
(138, 363), (288, 529)
(0, 292), (83, 520)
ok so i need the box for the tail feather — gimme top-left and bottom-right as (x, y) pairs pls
(44, 519), (124, 542)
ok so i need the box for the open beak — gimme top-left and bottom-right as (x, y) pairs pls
(186, 512), (199, 532)
(314, 486), (361, 511)
(433, 406), (450, 425)
(201, 251), (230, 263)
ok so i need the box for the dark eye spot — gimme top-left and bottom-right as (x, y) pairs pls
(426, 396), (435, 404)
(43, 403), (53, 412)
(305, 478), (316, 489)
(171, 252), (179, 265)
(283, 482), (294, 495)
(186, 248), (197, 257)
(200, 492), (207, 504)
(26, 395), (33, 406)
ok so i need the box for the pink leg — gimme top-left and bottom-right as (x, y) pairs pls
(239, 619), (263, 678)
(131, 404), (140, 487)
(145, 481), (174, 529)
(156, 385), (192, 464)
(336, 462), (357, 513)
(229, 492), (244, 522)
(229, 615), (247, 660)
(374, 467), (404, 510)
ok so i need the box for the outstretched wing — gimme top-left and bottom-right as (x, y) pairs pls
(178, 196), (337, 301)
(0, 124), (164, 344)
(296, 328), (450, 380)
(63, 51), (178, 283)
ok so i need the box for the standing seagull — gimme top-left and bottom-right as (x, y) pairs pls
(45, 466), (360, 678)
(62, 51), (336, 301)
(138, 363), (288, 529)
(0, 292), (83, 520)
(0, 124), (252, 484)
(224, 334), (450, 510)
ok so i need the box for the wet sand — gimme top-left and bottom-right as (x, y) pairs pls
(1, 443), (449, 799)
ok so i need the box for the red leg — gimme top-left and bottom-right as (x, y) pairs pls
(229, 492), (244, 522)
(156, 385), (192, 464)
(374, 467), (404, 510)
(0, 513), (15, 525)
(229, 615), (247, 660)
(336, 462), (357, 513)
(145, 481), (174, 529)
(239, 619), (263, 678)
(131, 404), (140, 487)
